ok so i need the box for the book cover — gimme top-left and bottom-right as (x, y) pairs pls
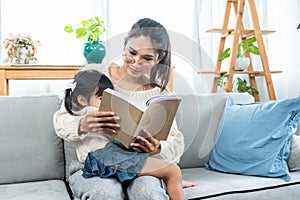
(99, 88), (181, 148)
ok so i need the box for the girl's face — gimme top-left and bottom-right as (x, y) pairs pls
(123, 36), (160, 78)
(77, 88), (102, 108)
(88, 94), (102, 108)
(88, 89), (102, 107)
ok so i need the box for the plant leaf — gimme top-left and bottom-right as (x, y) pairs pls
(64, 25), (74, 33)
(235, 77), (259, 96)
(81, 20), (89, 27)
(76, 28), (88, 40)
(246, 44), (260, 55)
(297, 23), (300, 29)
(217, 74), (229, 88)
(95, 16), (100, 24)
(242, 36), (256, 46)
(237, 44), (243, 58)
(65, 16), (106, 42)
(219, 48), (231, 61)
(241, 36), (260, 55)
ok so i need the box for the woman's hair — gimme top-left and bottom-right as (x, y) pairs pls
(64, 69), (114, 115)
(124, 18), (171, 91)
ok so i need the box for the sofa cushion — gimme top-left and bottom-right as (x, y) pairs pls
(288, 135), (300, 171)
(176, 93), (254, 168)
(0, 94), (64, 184)
(64, 140), (83, 181)
(208, 96), (300, 181)
(296, 123), (300, 135)
(0, 180), (70, 200)
(182, 168), (300, 200)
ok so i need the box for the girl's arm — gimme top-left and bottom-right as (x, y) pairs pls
(53, 103), (83, 142)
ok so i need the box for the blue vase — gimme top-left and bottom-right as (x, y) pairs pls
(83, 41), (106, 64)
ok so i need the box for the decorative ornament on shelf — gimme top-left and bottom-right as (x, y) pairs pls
(64, 16), (106, 64)
(3, 34), (41, 64)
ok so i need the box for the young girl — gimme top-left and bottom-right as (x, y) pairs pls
(64, 69), (186, 200)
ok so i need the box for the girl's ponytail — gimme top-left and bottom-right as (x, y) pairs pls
(64, 88), (75, 115)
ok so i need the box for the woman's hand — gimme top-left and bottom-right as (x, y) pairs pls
(130, 129), (161, 153)
(79, 110), (120, 135)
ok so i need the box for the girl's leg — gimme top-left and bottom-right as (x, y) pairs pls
(139, 157), (183, 200)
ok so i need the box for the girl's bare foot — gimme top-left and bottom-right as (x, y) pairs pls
(182, 180), (197, 188)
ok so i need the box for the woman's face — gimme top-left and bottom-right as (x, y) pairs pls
(123, 36), (159, 78)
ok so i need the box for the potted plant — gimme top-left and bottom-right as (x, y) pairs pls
(64, 16), (106, 64)
(3, 34), (41, 64)
(217, 74), (259, 96)
(219, 36), (260, 71)
(297, 23), (300, 29)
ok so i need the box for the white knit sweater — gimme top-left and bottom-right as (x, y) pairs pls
(53, 64), (184, 163)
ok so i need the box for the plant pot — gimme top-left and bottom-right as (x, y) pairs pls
(234, 57), (250, 71)
(83, 41), (106, 64)
(11, 46), (37, 64)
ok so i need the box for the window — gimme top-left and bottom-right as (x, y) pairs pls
(1, 0), (105, 65)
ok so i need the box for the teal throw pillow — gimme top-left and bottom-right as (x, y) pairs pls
(207, 96), (300, 181)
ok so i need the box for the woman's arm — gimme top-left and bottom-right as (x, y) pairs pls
(153, 121), (185, 163)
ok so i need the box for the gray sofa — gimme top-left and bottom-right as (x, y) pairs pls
(0, 93), (300, 200)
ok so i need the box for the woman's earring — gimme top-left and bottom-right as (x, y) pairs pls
(158, 51), (166, 60)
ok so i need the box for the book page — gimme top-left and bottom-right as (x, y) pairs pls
(104, 88), (147, 111)
(134, 99), (181, 140)
(146, 95), (179, 106)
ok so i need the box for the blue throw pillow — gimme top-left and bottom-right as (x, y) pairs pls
(207, 96), (300, 181)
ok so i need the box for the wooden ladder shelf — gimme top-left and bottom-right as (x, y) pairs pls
(203, 0), (281, 101)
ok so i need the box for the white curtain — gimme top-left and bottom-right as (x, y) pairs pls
(265, 0), (300, 100)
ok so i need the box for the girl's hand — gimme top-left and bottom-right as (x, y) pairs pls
(130, 129), (161, 153)
(79, 110), (120, 135)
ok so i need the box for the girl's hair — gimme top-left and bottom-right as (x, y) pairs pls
(125, 18), (171, 91)
(64, 69), (114, 115)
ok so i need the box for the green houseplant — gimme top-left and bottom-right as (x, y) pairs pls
(219, 36), (260, 70)
(3, 34), (41, 64)
(64, 16), (106, 64)
(217, 74), (259, 96)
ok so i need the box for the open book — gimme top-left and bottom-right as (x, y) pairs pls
(99, 88), (181, 148)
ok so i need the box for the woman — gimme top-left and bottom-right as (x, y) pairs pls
(54, 18), (194, 200)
